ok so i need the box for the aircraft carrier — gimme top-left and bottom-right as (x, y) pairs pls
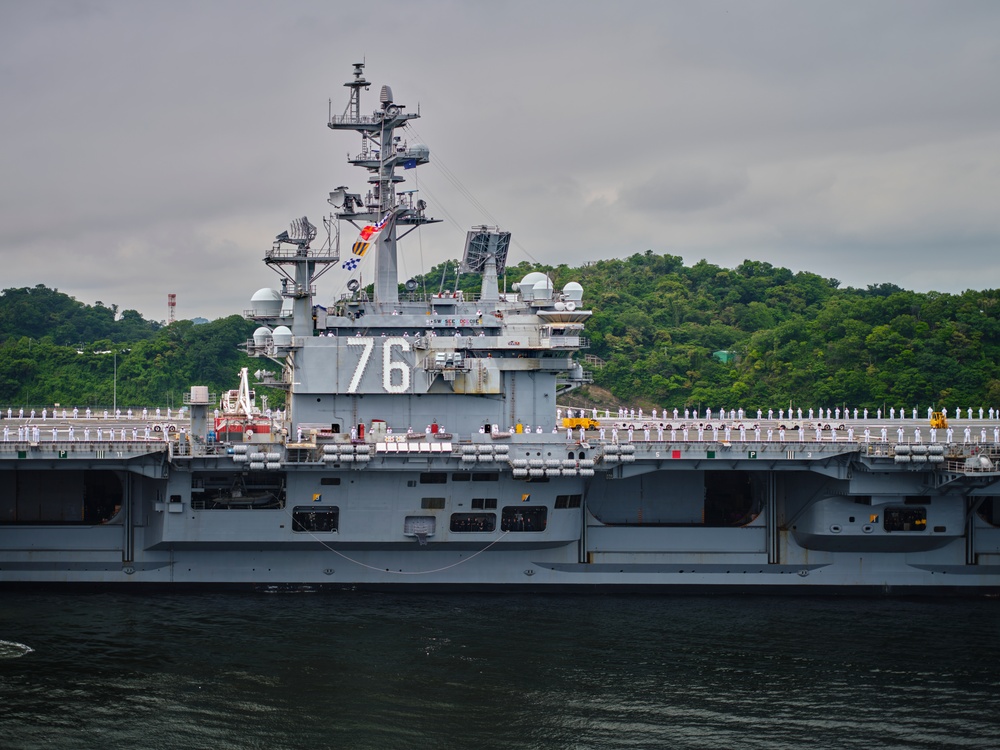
(2, 63), (999, 593)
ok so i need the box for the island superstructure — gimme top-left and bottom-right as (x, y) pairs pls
(1, 63), (999, 593)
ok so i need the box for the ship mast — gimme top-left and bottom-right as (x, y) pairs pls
(328, 62), (437, 305)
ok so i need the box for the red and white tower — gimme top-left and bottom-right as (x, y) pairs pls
(167, 293), (176, 324)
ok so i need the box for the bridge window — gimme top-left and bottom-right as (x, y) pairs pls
(421, 497), (446, 510)
(471, 498), (497, 509)
(419, 473), (448, 484)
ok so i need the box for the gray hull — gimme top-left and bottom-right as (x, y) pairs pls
(3, 433), (999, 594)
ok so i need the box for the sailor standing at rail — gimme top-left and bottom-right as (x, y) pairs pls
(599, 426), (606, 441)
(897, 426), (904, 442)
(798, 425), (805, 441)
(815, 425), (822, 441)
(847, 426), (854, 442)
(964, 426), (972, 444)
(864, 427), (871, 443)
(913, 427), (921, 443)
(946, 426), (954, 442)
(2, 426), (8, 441)
(658, 424), (664, 441)
(930, 427), (937, 443)
(611, 426), (619, 444)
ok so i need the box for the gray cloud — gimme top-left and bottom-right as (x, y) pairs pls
(1, 0), (999, 324)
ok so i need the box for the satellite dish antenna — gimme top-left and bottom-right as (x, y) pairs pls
(347, 279), (361, 293)
(404, 279), (418, 291)
(328, 187), (348, 208)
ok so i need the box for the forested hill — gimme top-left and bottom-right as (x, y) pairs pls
(430, 252), (1000, 411)
(0, 285), (159, 345)
(0, 285), (256, 408)
(5, 255), (1000, 412)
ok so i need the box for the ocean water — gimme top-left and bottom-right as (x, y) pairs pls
(1, 592), (998, 749)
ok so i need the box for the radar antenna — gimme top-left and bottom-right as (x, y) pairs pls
(460, 226), (510, 302)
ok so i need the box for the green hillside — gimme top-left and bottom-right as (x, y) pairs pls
(0, 285), (258, 408)
(429, 252), (1000, 412)
(4, 253), (1000, 413)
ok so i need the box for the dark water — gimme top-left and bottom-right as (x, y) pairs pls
(1, 593), (998, 749)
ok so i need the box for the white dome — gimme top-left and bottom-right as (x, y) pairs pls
(532, 278), (554, 300)
(518, 272), (548, 301)
(562, 282), (583, 302)
(407, 143), (430, 160)
(252, 326), (272, 346)
(271, 326), (293, 346)
(251, 288), (283, 316)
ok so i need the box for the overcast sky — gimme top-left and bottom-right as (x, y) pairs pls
(2, 0), (999, 322)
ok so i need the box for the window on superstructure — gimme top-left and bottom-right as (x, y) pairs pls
(320, 477), (341, 486)
(421, 497), (446, 510)
(555, 494), (582, 509)
(471, 498), (497, 510)
(472, 472), (499, 482)
(419, 473), (448, 484)
(884, 507), (927, 532)
(292, 506), (339, 532)
(450, 513), (496, 532)
(501, 506), (547, 532)
(451, 473), (471, 482)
